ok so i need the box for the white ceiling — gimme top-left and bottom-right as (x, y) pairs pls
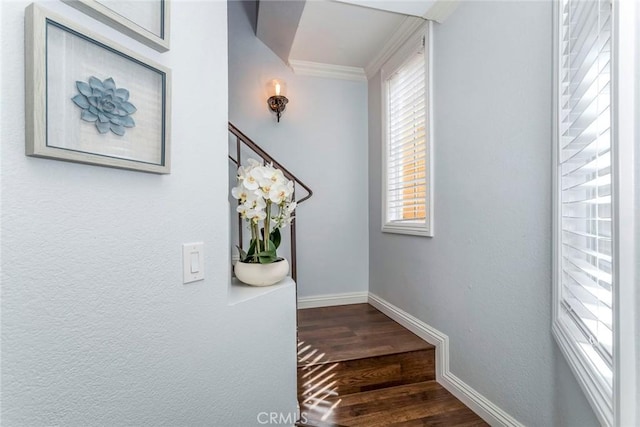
(288, 1), (407, 69)
(257, 0), (457, 80)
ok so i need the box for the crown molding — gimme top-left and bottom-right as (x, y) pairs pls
(423, 0), (460, 23)
(288, 59), (367, 82)
(364, 15), (425, 79)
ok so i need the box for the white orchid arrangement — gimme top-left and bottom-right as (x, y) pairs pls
(232, 159), (297, 264)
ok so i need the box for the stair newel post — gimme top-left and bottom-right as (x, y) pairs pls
(291, 186), (297, 282)
(236, 137), (243, 252)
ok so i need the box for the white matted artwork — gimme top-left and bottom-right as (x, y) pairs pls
(62, 0), (170, 52)
(25, 4), (172, 174)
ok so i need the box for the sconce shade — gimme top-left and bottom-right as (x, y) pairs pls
(267, 79), (287, 97)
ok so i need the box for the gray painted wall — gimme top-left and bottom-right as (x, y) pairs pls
(1, 1), (297, 425)
(228, 1), (369, 299)
(368, 2), (599, 425)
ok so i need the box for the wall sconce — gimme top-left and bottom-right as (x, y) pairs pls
(267, 79), (288, 123)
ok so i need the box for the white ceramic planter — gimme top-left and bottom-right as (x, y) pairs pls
(234, 258), (290, 286)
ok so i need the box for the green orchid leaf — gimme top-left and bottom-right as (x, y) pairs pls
(270, 228), (281, 249)
(246, 239), (257, 261)
(264, 240), (276, 252)
(256, 241), (277, 261)
(236, 245), (247, 262)
(257, 249), (277, 264)
(256, 249), (276, 257)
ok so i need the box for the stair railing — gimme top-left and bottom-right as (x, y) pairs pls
(228, 122), (312, 282)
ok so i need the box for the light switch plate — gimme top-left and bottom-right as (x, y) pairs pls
(183, 242), (204, 284)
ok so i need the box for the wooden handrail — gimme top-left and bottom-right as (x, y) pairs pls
(228, 122), (313, 281)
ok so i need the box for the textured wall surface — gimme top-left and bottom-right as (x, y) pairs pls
(368, 2), (599, 426)
(228, 1), (370, 299)
(1, 1), (297, 425)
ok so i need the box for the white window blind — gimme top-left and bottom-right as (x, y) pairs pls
(385, 44), (427, 227)
(558, 0), (613, 392)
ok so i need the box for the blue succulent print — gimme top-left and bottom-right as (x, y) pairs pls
(71, 76), (136, 136)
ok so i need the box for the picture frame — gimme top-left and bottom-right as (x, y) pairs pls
(61, 0), (170, 52)
(25, 4), (172, 174)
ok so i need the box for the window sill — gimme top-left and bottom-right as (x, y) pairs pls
(552, 320), (613, 426)
(382, 223), (432, 237)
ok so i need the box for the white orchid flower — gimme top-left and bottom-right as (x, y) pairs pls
(237, 165), (249, 182)
(237, 159), (261, 180)
(265, 167), (286, 186)
(247, 196), (266, 211)
(231, 185), (257, 203)
(246, 208), (266, 224)
(269, 200), (297, 229)
(248, 166), (278, 199)
(268, 184), (288, 204)
(258, 183), (273, 199)
(247, 158), (262, 168)
(281, 201), (297, 227)
(236, 204), (249, 218)
(243, 170), (260, 190)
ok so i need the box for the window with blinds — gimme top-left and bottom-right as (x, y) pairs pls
(554, 0), (614, 419)
(381, 27), (432, 237)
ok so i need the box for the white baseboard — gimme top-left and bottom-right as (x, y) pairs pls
(297, 292), (369, 309)
(367, 293), (449, 377)
(368, 293), (523, 427)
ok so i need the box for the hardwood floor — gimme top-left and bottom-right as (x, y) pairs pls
(297, 304), (487, 427)
(298, 304), (434, 364)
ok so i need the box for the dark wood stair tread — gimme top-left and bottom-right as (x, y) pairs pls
(298, 304), (434, 366)
(297, 304), (486, 427)
(298, 349), (435, 397)
(300, 381), (488, 427)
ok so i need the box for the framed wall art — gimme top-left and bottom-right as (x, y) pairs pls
(25, 4), (172, 174)
(62, 0), (170, 52)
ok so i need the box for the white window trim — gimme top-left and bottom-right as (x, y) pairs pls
(552, 1), (639, 425)
(611, 1), (638, 425)
(380, 22), (434, 238)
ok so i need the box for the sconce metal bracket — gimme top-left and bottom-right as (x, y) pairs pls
(267, 95), (289, 122)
